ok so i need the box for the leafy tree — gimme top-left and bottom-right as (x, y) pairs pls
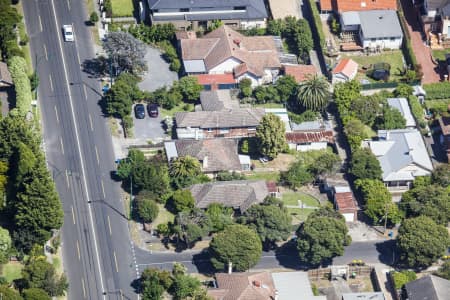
(253, 85), (281, 104)
(171, 274), (202, 300)
(105, 73), (140, 118)
(103, 31), (147, 74)
(0, 114), (40, 160)
(397, 216), (450, 268)
(169, 156), (202, 188)
(171, 190), (195, 213)
(283, 17), (313, 62)
(209, 224), (262, 271)
(22, 258), (68, 296)
(282, 161), (313, 190)
(355, 179), (401, 224)
(173, 77), (203, 101)
(0, 226), (11, 264)
(141, 269), (164, 300)
(137, 199), (159, 223)
(241, 201), (292, 248)
(391, 271), (417, 289)
(375, 106), (406, 130)
(116, 149), (145, 179)
(333, 80), (361, 117)
(12, 142), (38, 190)
(435, 261), (450, 280)
(267, 19), (286, 36)
(22, 288), (51, 300)
(394, 84), (413, 97)
(0, 285), (23, 300)
(8, 56), (32, 115)
(128, 23), (176, 44)
(399, 184), (450, 225)
(0, 0), (22, 60)
(431, 164), (450, 188)
(132, 159), (170, 197)
(239, 78), (252, 98)
(205, 203), (234, 233)
(89, 12), (99, 24)
(344, 118), (368, 150)
(349, 96), (381, 126)
(297, 207), (351, 266)
(297, 75), (330, 111)
(308, 151), (341, 180)
(350, 148), (382, 180)
(275, 75), (298, 102)
(256, 114), (287, 158)
(0, 160), (7, 206)
(173, 209), (210, 248)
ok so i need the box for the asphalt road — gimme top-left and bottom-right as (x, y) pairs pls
(22, 0), (138, 299)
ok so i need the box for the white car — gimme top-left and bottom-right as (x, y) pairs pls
(63, 25), (74, 42)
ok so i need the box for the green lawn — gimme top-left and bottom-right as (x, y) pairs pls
(111, 0), (134, 17)
(160, 103), (194, 118)
(1, 261), (24, 283)
(342, 50), (405, 82)
(425, 99), (450, 115)
(245, 171), (280, 182)
(152, 204), (175, 227)
(282, 192), (320, 207)
(432, 49), (448, 61)
(288, 208), (316, 223)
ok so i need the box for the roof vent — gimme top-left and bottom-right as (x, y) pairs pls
(233, 38), (241, 47)
(379, 16), (383, 19)
(253, 280), (261, 288)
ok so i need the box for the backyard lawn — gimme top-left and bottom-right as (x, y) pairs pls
(0, 261), (24, 283)
(432, 49), (448, 61)
(282, 191), (320, 207)
(160, 103), (194, 118)
(111, 0), (134, 17)
(342, 50), (406, 82)
(245, 171), (280, 182)
(288, 207), (316, 223)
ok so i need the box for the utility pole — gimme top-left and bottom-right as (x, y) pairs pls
(384, 200), (388, 234)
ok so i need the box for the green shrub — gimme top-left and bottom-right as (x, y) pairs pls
(8, 56), (32, 114)
(122, 115), (133, 137)
(391, 270), (417, 289)
(408, 95), (427, 129)
(158, 41), (181, 73)
(424, 82), (450, 100)
(306, 0), (326, 50)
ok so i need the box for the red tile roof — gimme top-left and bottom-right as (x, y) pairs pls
(335, 192), (357, 211)
(285, 131), (334, 144)
(265, 181), (278, 193)
(194, 74), (236, 85)
(209, 272), (275, 300)
(333, 58), (358, 78)
(320, 0), (397, 12)
(283, 64), (317, 83)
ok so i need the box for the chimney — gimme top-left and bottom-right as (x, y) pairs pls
(203, 156), (208, 169)
(253, 280), (261, 288)
(233, 38), (241, 48)
(228, 261), (232, 274)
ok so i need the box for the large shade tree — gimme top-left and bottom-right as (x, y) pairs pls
(297, 75), (330, 112)
(256, 114), (287, 159)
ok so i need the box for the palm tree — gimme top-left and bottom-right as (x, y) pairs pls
(297, 75), (330, 112)
(169, 155), (202, 179)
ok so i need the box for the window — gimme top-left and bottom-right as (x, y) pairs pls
(371, 38), (376, 42)
(248, 127), (256, 131)
(207, 128), (213, 132)
(234, 6), (246, 10)
(220, 128), (230, 134)
(179, 8), (189, 12)
(390, 37), (396, 41)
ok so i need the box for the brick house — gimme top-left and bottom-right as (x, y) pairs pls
(174, 108), (265, 139)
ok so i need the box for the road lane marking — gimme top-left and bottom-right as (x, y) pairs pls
(83, 84), (87, 98)
(101, 180), (106, 198)
(81, 277), (86, 298)
(67, 0), (71, 10)
(76, 46), (81, 65)
(43, 44), (48, 60)
(89, 114), (94, 131)
(120, 289), (124, 300)
(50, 0), (106, 296)
(76, 240), (81, 260)
(54, 105), (59, 123)
(95, 145), (100, 165)
(114, 251), (119, 272)
(38, 15), (43, 32)
(65, 169), (70, 188)
(49, 74), (54, 92)
(107, 215), (112, 235)
(60, 138), (65, 155)
(71, 205), (75, 224)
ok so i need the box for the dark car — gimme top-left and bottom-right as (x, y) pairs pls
(134, 104), (145, 119)
(147, 103), (159, 117)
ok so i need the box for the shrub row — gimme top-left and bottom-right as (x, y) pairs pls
(8, 56), (32, 114)
(158, 40), (181, 73)
(397, 11), (418, 68)
(423, 82), (450, 99)
(306, 0), (326, 50)
(407, 95), (427, 129)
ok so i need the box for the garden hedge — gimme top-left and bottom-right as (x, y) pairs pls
(306, 0), (326, 50)
(423, 82), (450, 99)
(407, 95), (427, 129)
(8, 56), (32, 115)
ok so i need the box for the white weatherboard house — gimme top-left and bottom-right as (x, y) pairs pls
(387, 98), (416, 128)
(367, 129), (433, 192)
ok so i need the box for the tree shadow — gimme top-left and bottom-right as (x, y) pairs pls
(273, 240), (309, 270)
(192, 250), (215, 276)
(82, 56), (109, 78)
(375, 239), (396, 266)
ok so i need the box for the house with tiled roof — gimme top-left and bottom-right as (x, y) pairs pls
(332, 58), (358, 84)
(286, 119), (335, 152)
(164, 139), (250, 174)
(179, 25), (281, 87)
(198, 90), (239, 112)
(319, 0), (397, 13)
(192, 74), (237, 90)
(190, 180), (271, 212)
(174, 108), (265, 139)
(147, 0), (268, 30)
(333, 186), (357, 222)
(282, 64), (318, 83)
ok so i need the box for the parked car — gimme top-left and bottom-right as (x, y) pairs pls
(147, 103), (159, 118)
(63, 25), (74, 42)
(134, 104), (145, 119)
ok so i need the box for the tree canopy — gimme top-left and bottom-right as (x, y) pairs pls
(0, 226), (11, 264)
(397, 216), (450, 269)
(173, 77), (203, 101)
(169, 156), (202, 188)
(21, 258), (68, 297)
(22, 288), (51, 300)
(171, 190), (195, 213)
(282, 160), (313, 190)
(209, 224), (262, 271)
(256, 114), (287, 158)
(136, 199), (159, 223)
(344, 118), (368, 150)
(375, 106), (406, 130)
(297, 207), (351, 266)
(105, 73), (140, 118)
(297, 75), (330, 112)
(350, 148), (382, 180)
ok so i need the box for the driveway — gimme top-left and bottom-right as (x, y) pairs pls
(132, 104), (166, 142)
(400, 0), (441, 83)
(138, 46), (178, 92)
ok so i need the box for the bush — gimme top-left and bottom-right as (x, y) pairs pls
(8, 56), (32, 114)
(306, 0), (326, 50)
(137, 199), (159, 223)
(391, 270), (417, 289)
(408, 95), (427, 129)
(122, 115), (133, 137)
(90, 12), (99, 24)
(423, 82), (450, 100)
(158, 41), (181, 73)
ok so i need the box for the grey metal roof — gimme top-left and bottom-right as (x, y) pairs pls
(272, 272), (327, 300)
(387, 98), (416, 128)
(359, 10), (403, 39)
(164, 141), (178, 162)
(405, 275), (450, 300)
(341, 11), (361, 26)
(368, 129), (433, 181)
(342, 292), (385, 300)
(148, 0), (268, 20)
